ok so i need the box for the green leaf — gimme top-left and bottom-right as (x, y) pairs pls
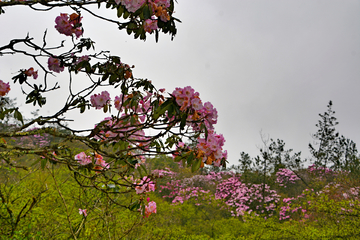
(31, 158), (42, 167)
(143, 5), (151, 19)
(123, 10), (130, 19)
(174, 155), (182, 162)
(130, 116), (136, 125)
(102, 72), (110, 81)
(153, 99), (172, 120)
(129, 200), (140, 211)
(167, 103), (175, 119)
(117, 5), (124, 18)
(109, 73), (119, 84)
(180, 113), (187, 130)
(103, 104), (108, 113)
(186, 151), (195, 166)
(137, 165), (143, 177)
(13, 109), (23, 124)
(140, 164), (147, 175)
(41, 158), (47, 170)
(191, 158), (201, 172)
(80, 105), (86, 113)
(128, 22), (137, 31)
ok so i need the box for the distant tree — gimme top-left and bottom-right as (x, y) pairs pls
(309, 101), (359, 172)
(309, 101), (340, 169)
(0, 97), (21, 132)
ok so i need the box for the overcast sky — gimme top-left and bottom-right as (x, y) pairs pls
(1, 0), (360, 166)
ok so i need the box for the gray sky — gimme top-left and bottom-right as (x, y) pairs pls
(1, 0), (360, 166)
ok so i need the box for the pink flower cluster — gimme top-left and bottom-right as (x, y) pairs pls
(93, 153), (110, 171)
(149, 0), (171, 22)
(90, 91), (111, 109)
(276, 168), (300, 187)
(160, 178), (211, 204)
(55, 13), (83, 38)
(114, 91), (152, 122)
(115, 0), (146, 12)
(144, 201), (157, 218)
(0, 80), (11, 96)
(75, 152), (92, 165)
(90, 91), (153, 123)
(74, 152), (109, 171)
(115, 0), (170, 23)
(159, 172), (232, 205)
(215, 176), (280, 217)
(24, 67), (38, 79)
(134, 176), (156, 194)
(197, 131), (227, 167)
(170, 86), (226, 166)
(144, 19), (158, 33)
(12, 128), (51, 149)
(172, 86), (218, 130)
(152, 168), (177, 178)
(48, 56), (64, 73)
(278, 197), (306, 221)
(307, 164), (335, 177)
(79, 208), (87, 217)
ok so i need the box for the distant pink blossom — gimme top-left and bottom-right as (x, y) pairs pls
(79, 208), (87, 217)
(276, 168), (300, 187)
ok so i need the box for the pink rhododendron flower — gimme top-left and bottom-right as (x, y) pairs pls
(144, 201), (157, 218)
(90, 91), (111, 109)
(152, 0), (170, 8)
(75, 152), (92, 165)
(144, 19), (158, 33)
(24, 67), (38, 79)
(116, 0), (146, 13)
(149, 1), (170, 22)
(276, 168), (300, 187)
(79, 208), (87, 217)
(48, 56), (64, 73)
(191, 98), (203, 111)
(0, 80), (11, 96)
(135, 176), (156, 194)
(94, 153), (109, 171)
(55, 13), (83, 38)
(196, 130), (226, 165)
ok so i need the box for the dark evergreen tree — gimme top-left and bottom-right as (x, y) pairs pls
(309, 101), (359, 172)
(309, 101), (339, 169)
